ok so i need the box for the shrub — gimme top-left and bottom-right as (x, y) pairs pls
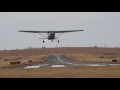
(99, 56), (104, 58)
(0, 57), (2, 59)
(4, 59), (8, 61)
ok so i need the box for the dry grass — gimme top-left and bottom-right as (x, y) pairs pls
(0, 66), (120, 78)
(0, 47), (120, 78)
(65, 53), (120, 63)
(0, 55), (49, 68)
(1, 47), (120, 56)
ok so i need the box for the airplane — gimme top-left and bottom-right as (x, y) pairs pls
(18, 30), (84, 43)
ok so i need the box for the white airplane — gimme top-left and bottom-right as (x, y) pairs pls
(18, 30), (84, 43)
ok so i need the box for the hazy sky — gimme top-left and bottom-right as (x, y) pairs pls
(0, 12), (120, 50)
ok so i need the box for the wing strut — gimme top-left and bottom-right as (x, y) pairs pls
(39, 33), (47, 38)
(55, 33), (64, 38)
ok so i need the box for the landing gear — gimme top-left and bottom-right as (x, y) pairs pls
(58, 40), (59, 43)
(43, 40), (44, 43)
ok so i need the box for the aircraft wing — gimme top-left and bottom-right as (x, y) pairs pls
(18, 30), (84, 33)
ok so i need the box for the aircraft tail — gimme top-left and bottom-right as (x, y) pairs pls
(39, 38), (58, 39)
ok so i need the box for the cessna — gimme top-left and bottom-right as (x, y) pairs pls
(18, 30), (84, 43)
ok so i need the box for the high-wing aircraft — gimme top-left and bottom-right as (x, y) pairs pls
(18, 30), (84, 43)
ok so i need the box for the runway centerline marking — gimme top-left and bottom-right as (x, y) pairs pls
(57, 54), (73, 65)
(57, 55), (64, 63)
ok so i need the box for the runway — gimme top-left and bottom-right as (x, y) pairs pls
(19, 54), (120, 69)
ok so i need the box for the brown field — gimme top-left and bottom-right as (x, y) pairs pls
(0, 47), (120, 78)
(0, 66), (120, 78)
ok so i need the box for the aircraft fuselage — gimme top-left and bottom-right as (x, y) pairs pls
(48, 33), (55, 40)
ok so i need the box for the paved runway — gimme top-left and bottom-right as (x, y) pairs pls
(20, 54), (120, 69)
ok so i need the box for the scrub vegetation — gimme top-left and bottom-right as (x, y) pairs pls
(0, 47), (120, 78)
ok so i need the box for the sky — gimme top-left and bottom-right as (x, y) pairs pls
(0, 12), (120, 50)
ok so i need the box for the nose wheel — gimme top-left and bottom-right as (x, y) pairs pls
(58, 40), (59, 43)
(43, 40), (44, 43)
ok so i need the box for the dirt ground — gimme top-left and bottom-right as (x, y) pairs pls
(0, 47), (120, 78)
(1, 66), (120, 78)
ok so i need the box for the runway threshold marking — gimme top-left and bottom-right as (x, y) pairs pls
(108, 64), (120, 66)
(52, 65), (65, 67)
(86, 64), (107, 66)
(24, 65), (41, 69)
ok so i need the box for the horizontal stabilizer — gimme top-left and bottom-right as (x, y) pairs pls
(38, 38), (48, 39)
(54, 38), (59, 39)
(38, 38), (59, 39)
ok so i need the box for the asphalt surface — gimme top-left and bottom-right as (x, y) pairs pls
(14, 54), (120, 69)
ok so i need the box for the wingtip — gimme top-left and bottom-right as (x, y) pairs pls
(81, 30), (84, 31)
(18, 30), (23, 32)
